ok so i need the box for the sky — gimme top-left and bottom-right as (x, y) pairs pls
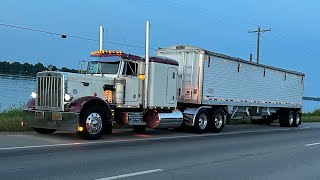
(0, 0), (319, 111)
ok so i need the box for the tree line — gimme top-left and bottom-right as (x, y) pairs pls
(0, 61), (78, 77)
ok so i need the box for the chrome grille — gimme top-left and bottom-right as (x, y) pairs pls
(36, 74), (64, 111)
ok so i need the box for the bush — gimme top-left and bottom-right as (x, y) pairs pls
(0, 105), (32, 131)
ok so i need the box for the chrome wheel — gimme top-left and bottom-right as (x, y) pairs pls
(198, 113), (208, 130)
(296, 114), (301, 125)
(289, 112), (294, 126)
(86, 113), (103, 135)
(214, 113), (223, 129)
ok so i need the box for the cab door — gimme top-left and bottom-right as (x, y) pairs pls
(166, 67), (178, 104)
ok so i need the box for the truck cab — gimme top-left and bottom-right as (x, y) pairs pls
(23, 50), (182, 140)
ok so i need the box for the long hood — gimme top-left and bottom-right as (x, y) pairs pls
(63, 72), (116, 85)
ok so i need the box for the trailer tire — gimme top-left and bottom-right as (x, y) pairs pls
(292, 111), (301, 127)
(77, 106), (107, 140)
(279, 110), (294, 127)
(209, 109), (224, 133)
(33, 128), (56, 134)
(133, 125), (146, 133)
(194, 109), (209, 134)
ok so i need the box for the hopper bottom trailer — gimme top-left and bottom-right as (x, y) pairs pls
(156, 45), (304, 133)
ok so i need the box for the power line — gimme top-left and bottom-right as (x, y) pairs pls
(0, 22), (154, 50)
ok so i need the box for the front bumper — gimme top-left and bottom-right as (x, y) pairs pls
(23, 109), (80, 131)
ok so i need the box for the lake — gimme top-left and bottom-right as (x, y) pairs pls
(0, 75), (318, 112)
(0, 75), (36, 110)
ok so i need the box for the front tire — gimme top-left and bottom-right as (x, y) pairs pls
(33, 128), (56, 134)
(77, 106), (107, 140)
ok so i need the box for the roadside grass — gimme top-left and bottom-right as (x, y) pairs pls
(0, 105), (32, 132)
(0, 105), (319, 132)
(302, 109), (320, 122)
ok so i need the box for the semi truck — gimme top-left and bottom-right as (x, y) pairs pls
(22, 24), (304, 140)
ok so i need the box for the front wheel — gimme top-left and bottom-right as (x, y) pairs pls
(77, 106), (108, 140)
(33, 128), (56, 134)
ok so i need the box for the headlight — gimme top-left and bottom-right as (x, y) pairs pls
(31, 92), (37, 99)
(64, 93), (73, 102)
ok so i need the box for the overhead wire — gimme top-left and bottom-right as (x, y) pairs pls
(0, 22), (155, 50)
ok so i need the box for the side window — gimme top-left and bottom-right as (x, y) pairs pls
(123, 61), (138, 76)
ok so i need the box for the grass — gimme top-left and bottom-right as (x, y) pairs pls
(0, 105), (319, 132)
(0, 105), (32, 132)
(302, 109), (320, 122)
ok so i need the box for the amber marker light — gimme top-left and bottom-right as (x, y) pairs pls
(138, 74), (145, 80)
(78, 126), (84, 132)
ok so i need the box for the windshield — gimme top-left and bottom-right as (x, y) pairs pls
(87, 61), (120, 74)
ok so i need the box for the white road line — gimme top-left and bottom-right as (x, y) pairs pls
(95, 169), (163, 180)
(305, 142), (320, 147)
(0, 127), (310, 151)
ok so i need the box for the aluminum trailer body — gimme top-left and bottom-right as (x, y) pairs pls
(156, 45), (304, 130)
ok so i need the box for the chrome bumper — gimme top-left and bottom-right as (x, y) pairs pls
(23, 109), (80, 131)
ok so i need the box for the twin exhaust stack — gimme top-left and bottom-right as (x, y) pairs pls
(99, 21), (183, 129)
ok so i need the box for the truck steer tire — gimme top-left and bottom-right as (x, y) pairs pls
(133, 125), (146, 133)
(33, 128), (56, 134)
(194, 109), (209, 134)
(209, 109), (224, 133)
(77, 106), (107, 140)
(279, 110), (294, 127)
(292, 111), (301, 127)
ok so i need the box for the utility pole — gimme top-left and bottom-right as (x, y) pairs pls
(249, 27), (271, 64)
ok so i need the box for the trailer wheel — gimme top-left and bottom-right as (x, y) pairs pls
(194, 109), (209, 134)
(292, 111), (301, 127)
(33, 128), (56, 134)
(77, 106), (107, 140)
(209, 109), (224, 133)
(279, 110), (294, 127)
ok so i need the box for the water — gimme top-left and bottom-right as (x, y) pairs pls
(0, 75), (36, 110)
(0, 75), (318, 112)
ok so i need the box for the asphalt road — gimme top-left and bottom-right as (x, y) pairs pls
(0, 123), (320, 180)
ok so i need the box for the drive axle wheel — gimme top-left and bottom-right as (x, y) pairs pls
(209, 109), (224, 133)
(194, 109), (209, 134)
(77, 106), (107, 140)
(33, 128), (56, 134)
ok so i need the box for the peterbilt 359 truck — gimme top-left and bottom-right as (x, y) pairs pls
(22, 44), (304, 140)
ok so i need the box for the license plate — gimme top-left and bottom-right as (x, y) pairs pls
(35, 111), (44, 119)
(52, 112), (62, 121)
(128, 113), (143, 123)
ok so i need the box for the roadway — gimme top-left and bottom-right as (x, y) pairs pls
(0, 123), (320, 180)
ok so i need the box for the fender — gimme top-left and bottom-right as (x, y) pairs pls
(66, 96), (110, 114)
(26, 98), (36, 109)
